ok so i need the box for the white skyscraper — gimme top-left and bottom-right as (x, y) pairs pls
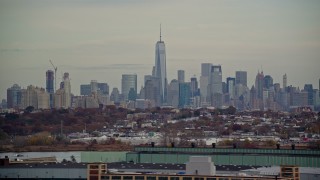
(155, 25), (167, 104)
(55, 72), (71, 109)
(63, 73), (71, 108)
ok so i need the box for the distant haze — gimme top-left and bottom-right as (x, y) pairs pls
(1, 0), (320, 100)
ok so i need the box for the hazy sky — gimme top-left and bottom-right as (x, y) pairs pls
(1, 0), (320, 100)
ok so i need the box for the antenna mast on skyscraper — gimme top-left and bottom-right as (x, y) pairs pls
(49, 59), (57, 92)
(160, 23), (162, 42)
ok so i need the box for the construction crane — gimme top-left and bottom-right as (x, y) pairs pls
(49, 59), (57, 92)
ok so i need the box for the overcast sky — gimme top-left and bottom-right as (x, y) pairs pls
(1, 0), (320, 100)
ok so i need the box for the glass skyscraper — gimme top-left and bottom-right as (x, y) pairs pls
(235, 71), (247, 87)
(7, 84), (21, 109)
(121, 74), (137, 101)
(155, 26), (167, 104)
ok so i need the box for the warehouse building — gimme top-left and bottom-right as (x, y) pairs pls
(126, 146), (320, 167)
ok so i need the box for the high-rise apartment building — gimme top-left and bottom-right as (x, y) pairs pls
(54, 72), (71, 108)
(7, 84), (22, 109)
(155, 26), (167, 104)
(235, 71), (247, 87)
(178, 70), (185, 83)
(121, 74), (137, 101)
(63, 73), (71, 108)
(20, 85), (49, 109)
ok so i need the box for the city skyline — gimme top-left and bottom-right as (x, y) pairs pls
(1, 0), (320, 100)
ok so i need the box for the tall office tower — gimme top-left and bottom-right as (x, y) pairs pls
(304, 84), (313, 106)
(264, 75), (273, 89)
(226, 77), (235, 99)
(167, 79), (179, 108)
(210, 65), (222, 95)
(46, 70), (54, 108)
(201, 63), (212, 77)
(178, 70), (185, 83)
(255, 71), (264, 99)
(235, 71), (247, 87)
(144, 76), (161, 107)
(222, 82), (228, 94)
(7, 84), (22, 108)
(279, 91), (289, 110)
(313, 89), (320, 110)
(291, 91), (308, 106)
(200, 63), (212, 104)
(98, 83), (109, 95)
(250, 86), (258, 110)
(283, 73), (287, 90)
(179, 82), (191, 108)
(208, 65), (223, 107)
(190, 77), (198, 97)
(155, 26), (167, 104)
(121, 74), (137, 101)
(80, 84), (91, 96)
(63, 72), (71, 108)
(110, 88), (120, 104)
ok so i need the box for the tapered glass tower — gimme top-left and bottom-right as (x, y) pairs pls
(155, 25), (167, 104)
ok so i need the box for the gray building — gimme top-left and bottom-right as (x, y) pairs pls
(155, 27), (167, 104)
(235, 71), (247, 87)
(178, 70), (185, 83)
(80, 84), (91, 96)
(121, 74), (137, 101)
(6, 84), (22, 109)
(167, 79), (179, 108)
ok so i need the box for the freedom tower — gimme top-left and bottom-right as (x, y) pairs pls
(155, 25), (167, 104)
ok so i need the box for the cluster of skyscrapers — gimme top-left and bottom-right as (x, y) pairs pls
(3, 28), (320, 111)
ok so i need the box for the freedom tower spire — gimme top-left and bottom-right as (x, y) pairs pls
(155, 24), (167, 104)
